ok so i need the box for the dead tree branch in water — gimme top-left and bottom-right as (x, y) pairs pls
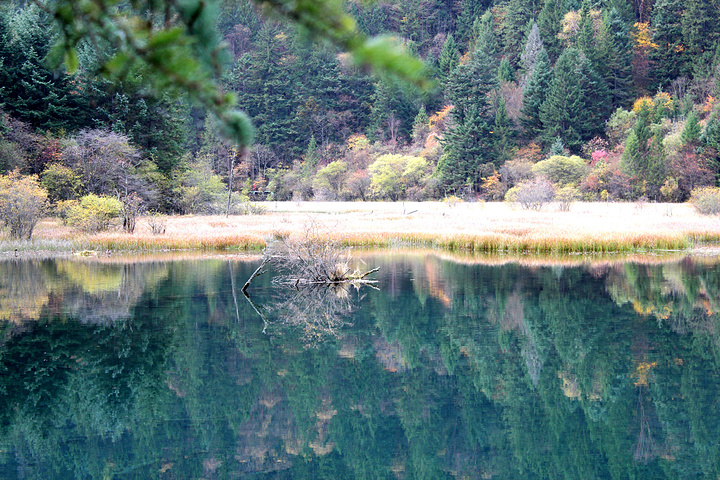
(243, 220), (378, 291)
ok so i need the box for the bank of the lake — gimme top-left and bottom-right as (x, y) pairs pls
(5, 201), (720, 256)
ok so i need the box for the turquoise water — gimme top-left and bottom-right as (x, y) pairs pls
(1, 254), (719, 479)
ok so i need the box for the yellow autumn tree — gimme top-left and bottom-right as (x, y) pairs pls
(0, 170), (47, 240)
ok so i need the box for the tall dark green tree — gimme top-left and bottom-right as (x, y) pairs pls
(492, 96), (515, 165)
(501, 0), (536, 68)
(438, 48), (497, 191)
(537, 0), (565, 61)
(595, 7), (634, 109)
(438, 34), (460, 84)
(456, 0), (493, 48)
(539, 47), (609, 151)
(520, 47), (552, 138)
(649, 0), (685, 88)
(681, 0), (720, 76)
(0, 8), (88, 132)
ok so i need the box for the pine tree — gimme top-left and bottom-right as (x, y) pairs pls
(446, 48), (497, 124)
(456, 0), (492, 48)
(437, 105), (493, 192)
(438, 34), (460, 83)
(520, 47), (552, 138)
(681, 0), (720, 76)
(539, 47), (609, 151)
(519, 22), (545, 86)
(681, 111), (701, 146)
(595, 7), (634, 109)
(649, 0), (685, 88)
(439, 48), (498, 192)
(471, 11), (500, 61)
(492, 97), (515, 165)
(538, 0), (565, 61)
(501, 0), (535, 68)
(497, 58), (515, 83)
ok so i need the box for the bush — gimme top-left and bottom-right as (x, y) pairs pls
(690, 187), (720, 215)
(0, 170), (47, 239)
(531, 155), (588, 186)
(41, 163), (81, 203)
(511, 176), (555, 210)
(64, 194), (123, 233)
(555, 185), (579, 212)
(146, 213), (167, 235)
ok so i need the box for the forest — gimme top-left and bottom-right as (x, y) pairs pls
(1, 0), (720, 218)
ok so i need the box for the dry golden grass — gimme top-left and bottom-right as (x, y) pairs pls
(9, 201), (720, 256)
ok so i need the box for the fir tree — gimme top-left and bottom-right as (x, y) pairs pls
(596, 8), (634, 110)
(681, 0), (720, 76)
(539, 47), (609, 151)
(497, 58), (515, 83)
(471, 12), (500, 61)
(439, 48), (498, 192)
(520, 47), (552, 138)
(437, 105), (493, 192)
(519, 22), (545, 86)
(438, 34), (460, 83)
(492, 97), (515, 165)
(446, 48), (497, 124)
(538, 0), (565, 61)
(649, 0), (685, 88)
(501, 0), (535, 68)
(456, 0), (492, 48)
(681, 111), (701, 146)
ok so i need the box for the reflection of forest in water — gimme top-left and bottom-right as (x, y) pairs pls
(1, 254), (720, 479)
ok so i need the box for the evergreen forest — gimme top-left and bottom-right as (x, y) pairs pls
(2, 0), (720, 212)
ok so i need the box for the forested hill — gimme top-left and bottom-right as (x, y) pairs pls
(1, 0), (720, 212)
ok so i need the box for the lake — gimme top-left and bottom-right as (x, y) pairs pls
(1, 252), (719, 479)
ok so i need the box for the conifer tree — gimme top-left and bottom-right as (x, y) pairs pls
(492, 97), (515, 165)
(456, 0), (492, 48)
(520, 48), (552, 137)
(519, 22), (545, 86)
(538, 0), (565, 61)
(471, 12), (501, 61)
(649, 0), (685, 88)
(596, 7), (634, 109)
(438, 34), (460, 83)
(439, 48), (498, 192)
(501, 0), (535, 67)
(681, 111), (701, 146)
(681, 0), (720, 75)
(539, 47), (609, 150)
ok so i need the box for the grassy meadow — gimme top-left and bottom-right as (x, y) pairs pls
(5, 201), (720, 257)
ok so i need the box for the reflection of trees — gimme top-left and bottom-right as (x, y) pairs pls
(0, 258), (170, 325)
(4, 256), (720, 478)
(261, 284), (360, 346)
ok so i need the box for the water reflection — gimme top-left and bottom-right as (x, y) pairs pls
(0, 253), (719, 479)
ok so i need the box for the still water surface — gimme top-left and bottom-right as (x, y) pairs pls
(1, 253), (719, 479)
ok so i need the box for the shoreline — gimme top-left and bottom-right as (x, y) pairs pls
(3, 201), (720, 259)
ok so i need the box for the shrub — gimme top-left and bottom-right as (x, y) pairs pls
(0, 170), (47, 239)
(531, 155), (588, 186)
(689, 187), (720, 215)
(555, 185), (579, 211)
(64, 194), (122, 233)
(512, 176), (555, 210)
(146, 213), (167, 235)
(41, 163), (81, 203)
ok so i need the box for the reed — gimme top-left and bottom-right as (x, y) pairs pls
(5, 202), (720, 256)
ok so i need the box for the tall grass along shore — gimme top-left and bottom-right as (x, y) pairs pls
(3, 202), (720, 257)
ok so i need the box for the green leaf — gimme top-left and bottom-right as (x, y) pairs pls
(64, 48), (79, 74)
(148, 27), (185, 49)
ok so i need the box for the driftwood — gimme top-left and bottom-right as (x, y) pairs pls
(242, 254), (269, 293)
(243, 221), (379, 292)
